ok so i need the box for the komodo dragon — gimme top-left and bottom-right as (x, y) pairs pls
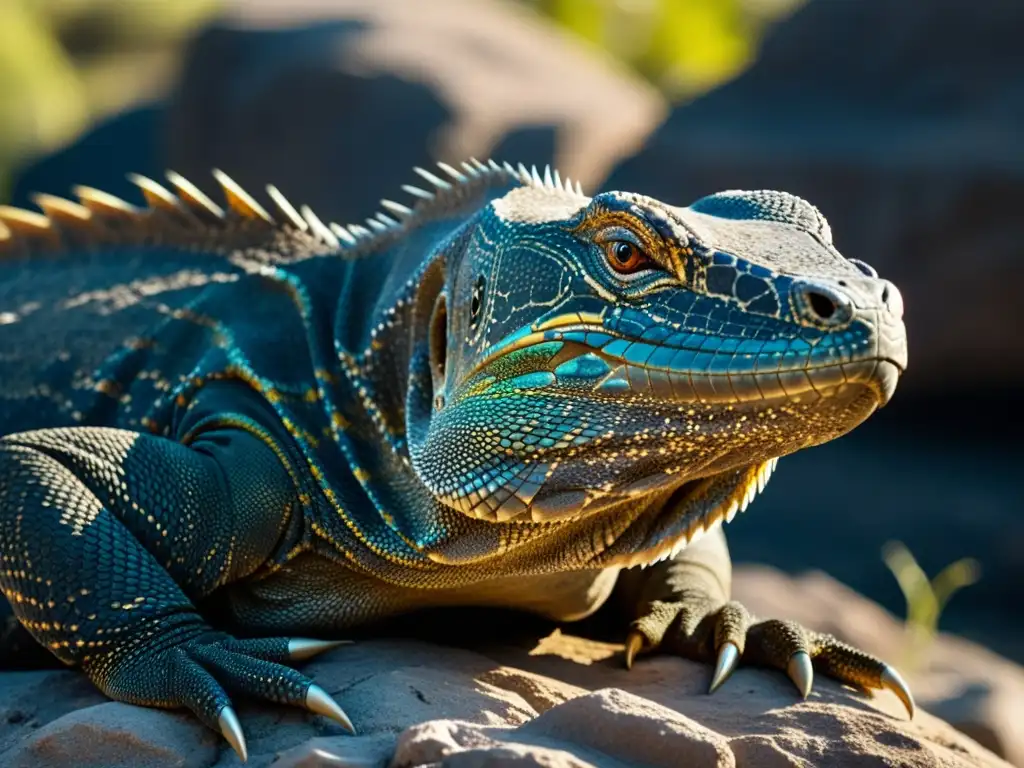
(0, 160), (911, 760)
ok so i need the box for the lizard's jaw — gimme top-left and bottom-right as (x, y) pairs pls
(428, 332), (894, 525)
(593, 458), (778, 569)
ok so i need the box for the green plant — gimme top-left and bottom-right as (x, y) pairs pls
(882, 540), (980, 669)
(0, 0), (219, 203)
(526, 0), (804, 97)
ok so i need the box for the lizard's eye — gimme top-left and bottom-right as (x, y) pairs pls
(470, 275), (485, 329)
(603, 240), (651, 274)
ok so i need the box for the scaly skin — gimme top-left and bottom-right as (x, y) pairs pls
(0, 160), (911, 760)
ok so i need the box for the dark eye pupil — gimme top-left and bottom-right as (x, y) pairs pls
(470, 275), (485, 327)
(614, 242), (634, 263)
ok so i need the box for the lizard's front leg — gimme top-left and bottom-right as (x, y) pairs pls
(617, 526), (915, 717)
(0, 424), (352, 760)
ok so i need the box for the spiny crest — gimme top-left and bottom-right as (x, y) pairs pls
(0, 159), (585, 260)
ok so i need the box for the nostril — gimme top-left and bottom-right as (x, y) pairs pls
(792, 281), (853, 327)
(806, 290), (838, 321)
(881, 285), (890, 304)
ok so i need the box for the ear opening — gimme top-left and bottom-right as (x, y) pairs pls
(428, 291), (448, 409)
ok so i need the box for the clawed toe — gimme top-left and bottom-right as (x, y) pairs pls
(306, 684), (356, 733)
(786, 650), (814, 698)
(880, 665), (915, 718)
(708, 641), (740, 693)
(623, 630), (645, 670)
(288, 638), (352, 661)
(218, 706), (248, 763)
(627, 597), (915, 720)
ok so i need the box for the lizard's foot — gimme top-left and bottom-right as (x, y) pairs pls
(90, 631), (353, 762)
(625, 595), (914, 718)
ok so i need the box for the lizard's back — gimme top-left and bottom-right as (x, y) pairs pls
(0, 243), (247, 434)
(0, 170), (384, 441)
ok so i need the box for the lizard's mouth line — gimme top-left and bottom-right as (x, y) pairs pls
(599, 458), (778, 569)
(465, 318), (900, 407)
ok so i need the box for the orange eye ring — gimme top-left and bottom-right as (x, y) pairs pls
(603, 240), (650, 274)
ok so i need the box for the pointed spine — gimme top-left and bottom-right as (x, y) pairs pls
(126, 174), (194, 224)
(402, 184), (434, 201)
(301, 205), (339, 247)
(437, 162), (467, 183)
(329, 222), (358, 245)
(72, 186), (140, 222)
(380, 199), (413, 217)
(265, 185), (308, 230)
(212, 169), (273, 223)
(31, 194), (92, 227)
(0, 205), (59, 247)
(165, 171), (225, 221)
(413, 167), (453, 191)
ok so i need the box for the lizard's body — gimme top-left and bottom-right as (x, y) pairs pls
(0, 162), (910, 759)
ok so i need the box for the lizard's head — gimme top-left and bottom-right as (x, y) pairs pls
(410, 174), (907, 567)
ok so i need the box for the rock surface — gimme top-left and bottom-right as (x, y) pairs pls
(0, 568), (1016, 767)
(734, 566), (1024, 768)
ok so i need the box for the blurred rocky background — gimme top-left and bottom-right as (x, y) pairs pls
(2, 0), (1022, 764)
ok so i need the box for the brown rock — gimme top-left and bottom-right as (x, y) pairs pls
(0, 626), (1013, 767)
(389, 662), (1008, 768)
(733, 565), (1024, 766)
(274, 734), (397, 768)
(1, 702), (217, 768)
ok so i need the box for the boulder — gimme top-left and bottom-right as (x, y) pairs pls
(733, 565), (1024, 767)
(1, 576), (1018, 767)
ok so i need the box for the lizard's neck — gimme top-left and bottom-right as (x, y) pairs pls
(303, 218), (470, 575)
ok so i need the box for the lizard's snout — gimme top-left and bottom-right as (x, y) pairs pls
(791, 275), (907, 406)
(854, 278), (908, 377)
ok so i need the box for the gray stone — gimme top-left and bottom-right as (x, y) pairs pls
(0, 617), (1015, 767)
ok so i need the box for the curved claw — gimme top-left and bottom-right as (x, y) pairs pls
(306, 683), (356, 734)
(881, 665), (915, 719)
(624, 631), (644, 670)
(786, 650), (814, 699)
(709, 642), (740, 693)
(218, 706), (248, 763)
(288, 638), (352, 661)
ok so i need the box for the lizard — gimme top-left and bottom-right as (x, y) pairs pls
(0, 159), (911, 761)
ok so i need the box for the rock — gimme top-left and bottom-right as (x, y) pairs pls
(13, 0), (664, 225)
(391, 689), (734, 768)
(607, 0), (1024, 394)
(733, 565), (1024, 767)
(2, 702), (217, 768)
(0, 618), (1013, 767)
(274, 734), (396, 768)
